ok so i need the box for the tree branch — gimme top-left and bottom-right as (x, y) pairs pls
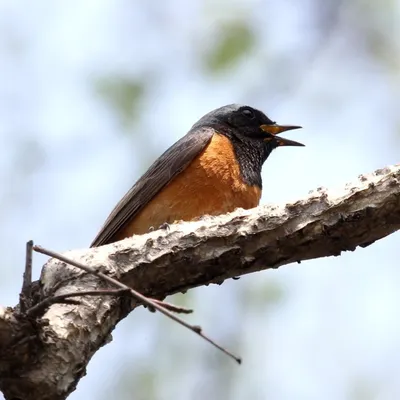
(0, 163), (399, 400)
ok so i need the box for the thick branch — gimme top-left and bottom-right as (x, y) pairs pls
(0, 163), (399, 400)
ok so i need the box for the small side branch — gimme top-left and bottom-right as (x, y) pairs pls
(26, 289), (130, 317)
(26, 289), (193, 318)
(19, 240), (33, 313)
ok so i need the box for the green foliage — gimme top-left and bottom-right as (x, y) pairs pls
(204, 21), (255, 73)
(94, 77), (145, 129)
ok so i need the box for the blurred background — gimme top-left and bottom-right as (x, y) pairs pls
(0, 0), (399, 399)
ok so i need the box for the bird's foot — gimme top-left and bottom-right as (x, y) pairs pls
(159, 222), (171, 231)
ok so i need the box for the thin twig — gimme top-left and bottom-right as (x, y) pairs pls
(149, 298), (193, 314)
(26, 289), (130, 317)
(19, 240), (34, 313)
(27, 288), (193, 317)
(33, 245), (241, 364)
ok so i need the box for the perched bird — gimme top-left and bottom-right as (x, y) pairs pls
(91, 104), (303, 247)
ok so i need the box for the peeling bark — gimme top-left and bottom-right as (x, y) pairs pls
(0, 163), (399, 400)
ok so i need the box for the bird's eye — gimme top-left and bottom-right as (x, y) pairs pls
(242, 108), (255, 119)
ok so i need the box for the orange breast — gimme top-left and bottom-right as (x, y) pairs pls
(116, 133), (261, 238)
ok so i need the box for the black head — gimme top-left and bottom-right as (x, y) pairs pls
(191, 104), (304, 188)
(192, 104), (304, 148)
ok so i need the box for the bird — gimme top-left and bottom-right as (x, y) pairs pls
(91, 104), (304, 247)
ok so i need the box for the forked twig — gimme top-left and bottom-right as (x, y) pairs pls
(33, 245), (241, 364)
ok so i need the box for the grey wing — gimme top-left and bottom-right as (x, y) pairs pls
(90, 127), (215, 247)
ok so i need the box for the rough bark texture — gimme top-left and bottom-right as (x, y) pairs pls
(0, 163), (399, 400)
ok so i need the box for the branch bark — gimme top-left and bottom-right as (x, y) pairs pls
(1, 163), (399, 400)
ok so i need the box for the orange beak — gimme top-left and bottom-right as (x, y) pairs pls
(260, 124), (304, 147)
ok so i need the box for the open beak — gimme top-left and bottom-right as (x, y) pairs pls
(260, 124), (304, 147)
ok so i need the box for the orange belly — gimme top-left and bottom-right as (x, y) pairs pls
(116, 133), (261, 238)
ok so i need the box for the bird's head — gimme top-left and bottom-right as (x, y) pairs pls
(193, 104), (304, 150)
